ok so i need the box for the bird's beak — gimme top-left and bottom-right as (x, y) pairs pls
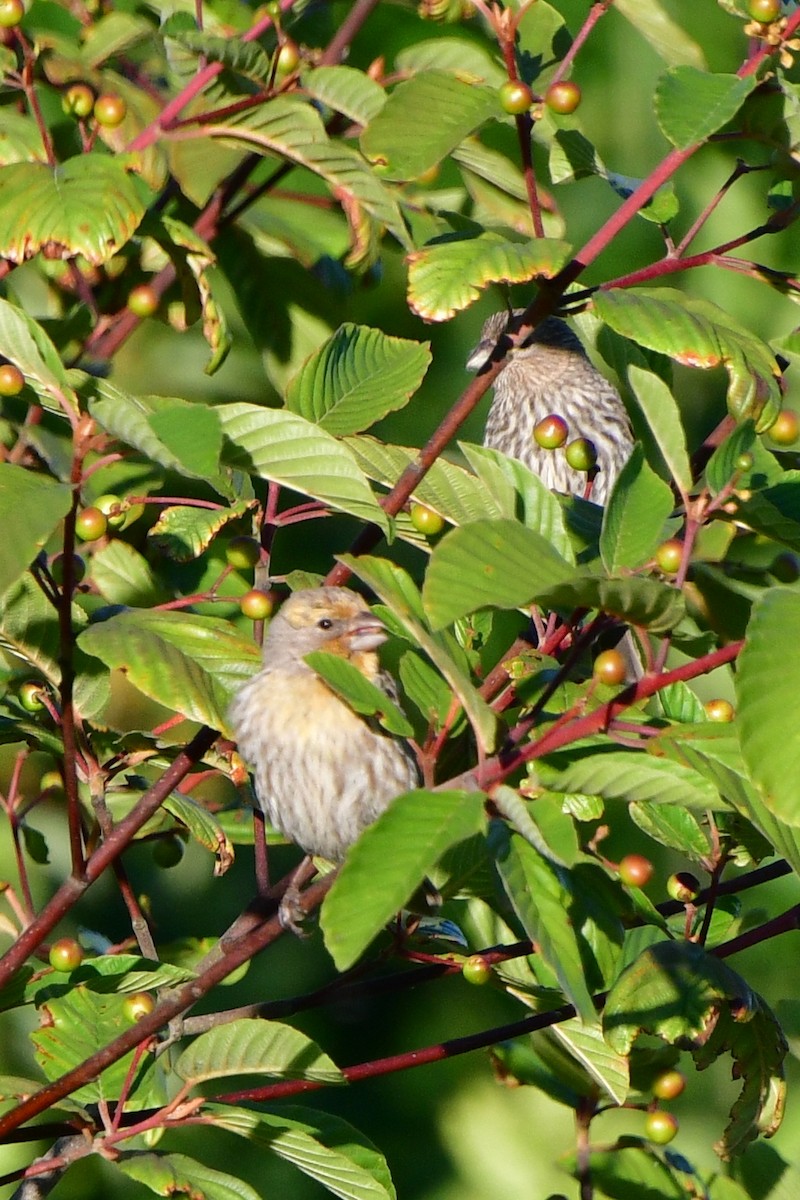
(346, 614), (388, 653)
(466, 339), (493, 372)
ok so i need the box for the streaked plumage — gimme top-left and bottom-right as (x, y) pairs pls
(468, 312), (634, 504)
(229, 587), (419, 863)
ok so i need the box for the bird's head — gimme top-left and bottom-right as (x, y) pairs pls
(263, 587), (387, 670)
(466, 311), (584, 372)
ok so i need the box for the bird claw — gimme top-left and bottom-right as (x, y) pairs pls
(278, 885), (311, 937)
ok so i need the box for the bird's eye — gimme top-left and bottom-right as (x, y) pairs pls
(317, 617), (333, 630)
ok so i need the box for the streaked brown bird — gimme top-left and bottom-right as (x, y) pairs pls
(229, 587), (419, 869)
(467, 312), (634, 504)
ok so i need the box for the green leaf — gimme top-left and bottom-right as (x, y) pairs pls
(27, 955), (196, 1003)
(206, 97), (408, 246)
(32, 986), (158, 1107)
(360, 71), (499, 181)
(0, 296), (80, 416)
(0, 110), (48, 165)
(600, 445), (675, 572)
(90, 541), (166, 607)
(604, 940), (787, 1157)
(160, 216), (231, 374)
(0, 464), (71, 596)
(488, 823), (598, 1025)
(304, 651), (413, 737)
(78, 610), (261, 734)
(550, 1018), (630, 1106)
(553, 750), (722, 809)
(422, 518), (576, 629)
(176, 1018), (343, 1087)
(407, 230), (570, 322)
(593, 288), (781, 430)
(395, 38), (505, 86)
(162, 792), (234, 869)
(536, 574), (685, 633)
(629, 801), (711, 858)
(321, 790), (485, 971)
(734, 477), (800, 551)
(574, 1145), (686, 1200)
(627, 365), (693, 494)
(217, 404), (389, 532)
(615, 0), (706, 67)
(459, 445), (576, 563)
(655, 67), (756, 149)
(162, 25), (272, 80)
(705, 420), (782, 494)
(208, 1104), (397, 1200)
(737, 589), (800, 825)
(117, 1152), (261, 1200)
(148, 500), (253, 562)
(303, 66), (387, 126)
(147, 403), (222, 479)
(286, 325), (431, 436)
(0, 156), (146, 265)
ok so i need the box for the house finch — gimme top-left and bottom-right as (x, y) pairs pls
(229, 587), (419, 871)
(467, 312), (634, 503)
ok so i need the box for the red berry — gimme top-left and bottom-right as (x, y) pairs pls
(768, 409), (799, 446)
(593, 649), (626, 686)
(127, 284), (159, 318)
(704, 698), (734, 723)
(122, 992), (155, 1022)
(240, 589), (274, 620)
(49, 938), (84, 972)
(644, 1110), (678, 1145)
(62, 83), (94, 117)
(462, 955), (492, 985)
(666, 872), (701, 903)
(655, 539), (683, 575)
(747, 0), (780, 21)
(0, 363), (24, 395)
(545, 81), (582, 115)
(75, 506), (108, 542)
(653, 1070), (686, 1101)
(409, 503), (445, 536)
(533, 414), (569, 450)
(19, 680), (47, 712)
(565, 438), (597, 472)
(0, 0), (24, 28)
(618, 854), (653, 888)
(93, 93), (127, 128)
(226, 536), (261, 569)
(498, 81), (533, 115)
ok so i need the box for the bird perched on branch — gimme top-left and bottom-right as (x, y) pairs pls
(229, 587), (419, 877)
(467, 312), (634, 503)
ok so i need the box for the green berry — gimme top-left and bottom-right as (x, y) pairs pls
(62, 83), (94, 117)
(462, 955), (492, 985)
(409, 503), (445, 536)
(0, 0), (24, 28)
(545, 81), (582, 115)
(747, 0), (781, 21)
(49, 937), (83, 972)
(666, 872), (701, 903)
(19, 680), (46, 712)
(498, 81), (533, 115)
(565, 437), (597, 472)
(655, 539), (683, 575)
(226, 536), (261, 569)
(644, 1110), (678, 1145)
(94, 494), (126, 528)
(533, 414), (569, 450)
(768, 409), (799, 446)
(734, 452), (754, 473)
(275, 40), (300, 73)
(127, 284), (159, 318)
(704, 698), (734, 723)
(0, 363), (24, 395)
(618, 854), (653, 888)
(122, 992), (155, 1022)
(94, 93), (127, 128)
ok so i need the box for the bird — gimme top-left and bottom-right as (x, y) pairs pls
(467, 311), (634, 504)
(228, 587), (420, 910)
